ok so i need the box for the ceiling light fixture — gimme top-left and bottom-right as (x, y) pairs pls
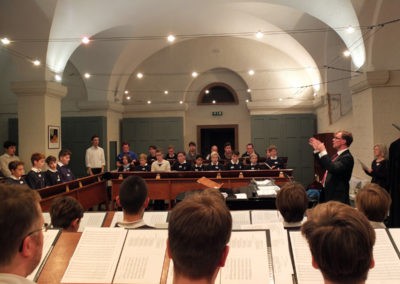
(84, 72), (91, 79)
(55, 74), (62, 82)
(164, 90), (169, 95)
(126, 96), (131, 100)
(255, 31), (264, 39)
(205, 90), (210, 94)
(343, 50), (351, 57)
(179, 101), (183, 104)
(33, 59), (41, 66)
(137, 72), (144, 79)
(1, 38), (10, 45)
(81, 36), (90, 44)
(147, 100), (151, 104)
(247, 88), (251, 93)
(167, 34), (176, 43)
(212, 100), (216, 104)
(191, 71), (198, 78)
(124, 90), (129, 94)
(248, 69), (255, 76)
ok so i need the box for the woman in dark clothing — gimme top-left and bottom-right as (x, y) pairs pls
(363, 144), (388, 190)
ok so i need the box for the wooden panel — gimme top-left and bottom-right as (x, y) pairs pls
(62, 117), (107, 177)
(251, 114), (316, 185)
(122, 117), (183, 154)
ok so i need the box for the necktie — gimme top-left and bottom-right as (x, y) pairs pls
(321, 153), (339, 186)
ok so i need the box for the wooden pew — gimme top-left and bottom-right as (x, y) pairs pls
(38, 173), (108, 211)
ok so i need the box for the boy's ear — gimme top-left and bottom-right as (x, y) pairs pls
(70, 218), (81, 232)
(116, 196), (121, 207)
(218, 245), (230, 267)
(311, 256), (319, 269)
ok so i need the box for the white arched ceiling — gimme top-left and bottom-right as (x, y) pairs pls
(45, 0), (363, 104)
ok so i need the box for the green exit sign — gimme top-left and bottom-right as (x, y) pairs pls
(212, 111), (223, 116)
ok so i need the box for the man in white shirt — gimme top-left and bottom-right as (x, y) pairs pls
(85, 135), (106, 175)
(0, 141), (20, 177)
(0, 184), (46, 283)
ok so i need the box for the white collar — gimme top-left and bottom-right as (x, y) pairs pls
(116, 219), (147, 229)
(337, 148), (349, 156)
(283, 221), (303, 228)
(230, 160), (238, 165)
(57, 161), (64, 167)
(48, 168), (58, 173)
(10, 175), (21, 180)
(31, 167), (41, 173)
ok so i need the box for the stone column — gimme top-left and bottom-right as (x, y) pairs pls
(11, 81), (67, 169)
(350, 70), (400, 177)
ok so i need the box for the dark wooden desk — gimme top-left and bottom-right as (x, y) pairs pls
(110, 170), (292, 210)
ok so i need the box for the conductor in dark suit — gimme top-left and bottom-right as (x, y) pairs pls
(309, 131), (354, 204)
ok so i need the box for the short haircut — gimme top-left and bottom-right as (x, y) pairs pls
(139, 153), (147, 160)
(3, 140), (16, 149)
(45, 155), (57, 165)
(0, 184), (41, 266)
(189, 141), (196, 147)
(148, 145), (157, 150)
(119, 176), (148, 215)
(356, 183), (391, 222)
(210, 151), (219, 158)
(155, 149), (163, 155)
(195, 154), (203, 160)
(267, 145), (277, 152)
(58, 148), (72, 159)
(168, 189), (232, 280)
(249, 153), (258, 159)
(224, 142), (231, 148)
(50, 196), (84, 229)
(232, 150), (240, 156)
(276, 182), (308, 223)
(121, 142), (130, 147)
(338, 130), (353, 147)
(31, 152), (45, 165)
(8, 160), (24, 172)
(122, 154), (132, 163)
(246, 143), (254, 148)
(168, 145), (174, 150)
(91, 134), (99, 141)
(177, 151), (186, 157)
(302, 201), (375, 283)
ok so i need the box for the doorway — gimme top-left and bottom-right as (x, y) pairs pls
(197, 125), (238, 157)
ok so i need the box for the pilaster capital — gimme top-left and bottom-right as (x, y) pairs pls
(10, 81), (67, 99)
(350, 71), (390, 94)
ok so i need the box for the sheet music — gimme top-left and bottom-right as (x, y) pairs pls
(27, 229), (61, 281)
(367, 229), (400, 283)
(219, 231), (271, 283)
(110, 211), (168, 228)
(389, 228), (400, 250)
(251, 210), (282, 224)
(289, 231), (323, 284)
(61, 227), (127, 283)
(78, 212), (107, 232)
(42, 212), (51, 225)
(110, 211), (124, 227)
(113, 230), (168, 284)
(230, 211), (251, 230)
(143, 211), (169, 228)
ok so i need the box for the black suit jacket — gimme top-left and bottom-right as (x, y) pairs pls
(316, 149), (354, 204)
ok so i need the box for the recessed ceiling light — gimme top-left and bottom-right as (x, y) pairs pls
(84, 72), (91, 79)
(167, 34), (176, 43)
(137, 72), (143, 79)
(245, 99), (249, 103)
(1, 38), (10, 45)
(247, 88), (251, 93)
(126, 96), (131, 100)
(124, 90), (129, 94)
(255, 31), (264, 39)
(346, 26), (355, 34)
(343, 50), (351, 57)
(279, 98), (283, 102)
(205, 90), (210, 94)
(313, 92), (317, 97)
(212, 100), (216, 104)
(248, 69), (255, 76)
(192, 71), (198, 78)
(55, 74), (62, 82)
(179, 101), (183, 104)
(82, 36), (90, 44)
(147, 100), (151, 104)
(164, 90), (169, 95)
(33, 59), (41, 66)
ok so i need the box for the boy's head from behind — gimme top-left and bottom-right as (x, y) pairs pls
(302, 201), (375, 284)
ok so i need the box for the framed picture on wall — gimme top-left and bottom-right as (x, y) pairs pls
(328, 93), (342, 124)
(48, 125), (60, 149)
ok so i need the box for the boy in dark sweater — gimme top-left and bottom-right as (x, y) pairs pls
(45, 155), (61, 186)
(25, 152), (46, 189)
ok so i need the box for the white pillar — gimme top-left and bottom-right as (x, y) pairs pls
(11, 81), (67, 169)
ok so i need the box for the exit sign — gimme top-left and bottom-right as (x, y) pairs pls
(212, 111), (223, 116)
